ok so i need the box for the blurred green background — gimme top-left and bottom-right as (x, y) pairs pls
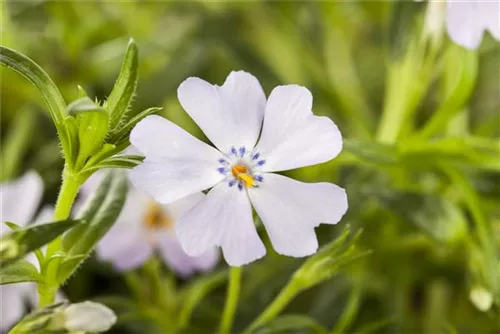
(1, 1), (499, 333)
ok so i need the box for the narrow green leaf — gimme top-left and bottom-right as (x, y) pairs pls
(387, 1), (422, 59)
(68, 97), (109, 169)
(59, 171), (127, 283)
(0, 45), (72, 161)
(106, 39), (139, 130)
(4, 221), (21, 230)
(1, 220), (80, 266)
(253, 315), (327, 334)
(0, 46), (67, 128)
(343, 139), (398, 165)
(82, 154), (144, 173)
(108, 107), (162, 144)
(63, 116), (79, 168)
(85, 143), (117, 165)
(418, 45), (478, 139)
(178, 270), (227, 329)
(1, 259), (40, 284)
(378, 192), (467, 244)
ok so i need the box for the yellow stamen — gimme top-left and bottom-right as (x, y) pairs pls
(231, 165), (247, 177)
(144, 202), (173, 231)
(231, 164), (256, 187)
(239, 173), (256, 187)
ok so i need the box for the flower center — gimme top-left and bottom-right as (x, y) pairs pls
(217, 146), (266, 191)
(143, 202), (172, 231)
(231, 164), (256, 187)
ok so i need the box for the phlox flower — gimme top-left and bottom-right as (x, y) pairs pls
(424, 0), (500, 49)
(80, 173), (219, 276)
(129, 71), (348, 266)
(0, 172), (43, 331)
(446, 0), (500, 49)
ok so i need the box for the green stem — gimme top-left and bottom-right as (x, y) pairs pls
(38, 168), (80, 307)
(330, 287), (361, 334)
(220, 266), (242, 334)
(244, 277), (302, 334)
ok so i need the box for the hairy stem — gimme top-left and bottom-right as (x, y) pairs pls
(38, 167), (80, 307)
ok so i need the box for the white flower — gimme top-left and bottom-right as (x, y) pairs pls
(420, 0), (500, 49)
(81, 172), (219, 276)
(63, 301), (116, 332)
(129, 71), (348, 266)
(0, 171), (44, 331)
(445, 0), (499, 49)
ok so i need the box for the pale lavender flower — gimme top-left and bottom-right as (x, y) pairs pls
(129, 71), (348, 266)
(422, 0), (500, 49)
(0, 172), (43, 331)
(81, 173), (219, 276)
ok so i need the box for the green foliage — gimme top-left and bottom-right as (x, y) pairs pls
(59, 171), (128, 283)
(106, 39), (139, 131)
(1, 259), (40, 284)
(0, 219), (79, 267)
(0, 39), (157, 181)
(1, 1), (500, 333)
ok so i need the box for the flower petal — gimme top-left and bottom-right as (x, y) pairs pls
(254, 85), (342, 172)
(164, 192), (205, 222)
(446, 1), (485, 50)
(480, 1), (500, 41)
(104, 241), (152, 271)
(0, 284), (30, 331)
(130, 115), (225, 204)
(178, 71), (266, 152)
(0, 171), (43, 232)
(156, 231), (219, 277)
(176, 183), (266, 266)
(96, 188), (152, 271)
(248, 173), (347, 257)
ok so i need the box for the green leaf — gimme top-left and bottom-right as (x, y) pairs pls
(253, 315), (327, 334)
(178, 270), (227, 329)
(107, 107), (161, 144)
(343, 139), (398, 165)
(1, 259), (40, 284)
(63, 116), (79, 167)
(387, 1), (422, 59)
(106, 39), (139, 130)
(4, 221), (21, 230)
(68, 97), (109, 169)
(0, 46), (66, 128)
(0, 46), (69, 158)
(82, 154), (144, 173)
(59, 171), (128, 283)
(378, 192), (467, 244)
(418, 44), (478, 139)
(1, 220), (80, 266)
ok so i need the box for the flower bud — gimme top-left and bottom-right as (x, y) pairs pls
(469, 286), (494, 312)
(63, 301), (117, 332)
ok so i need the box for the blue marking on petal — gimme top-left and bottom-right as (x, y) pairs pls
(231, 147), (238, 156)
(252, 153), (260, 160)
(228, 180), (236, 187)
(239, 146), (246, 157)
(255, 175), (264, 182)
(219, 159), (229, 165)
(237, 182), (244, 191)
(257, 160), (266, 166)
(217, 167), (228, 175)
